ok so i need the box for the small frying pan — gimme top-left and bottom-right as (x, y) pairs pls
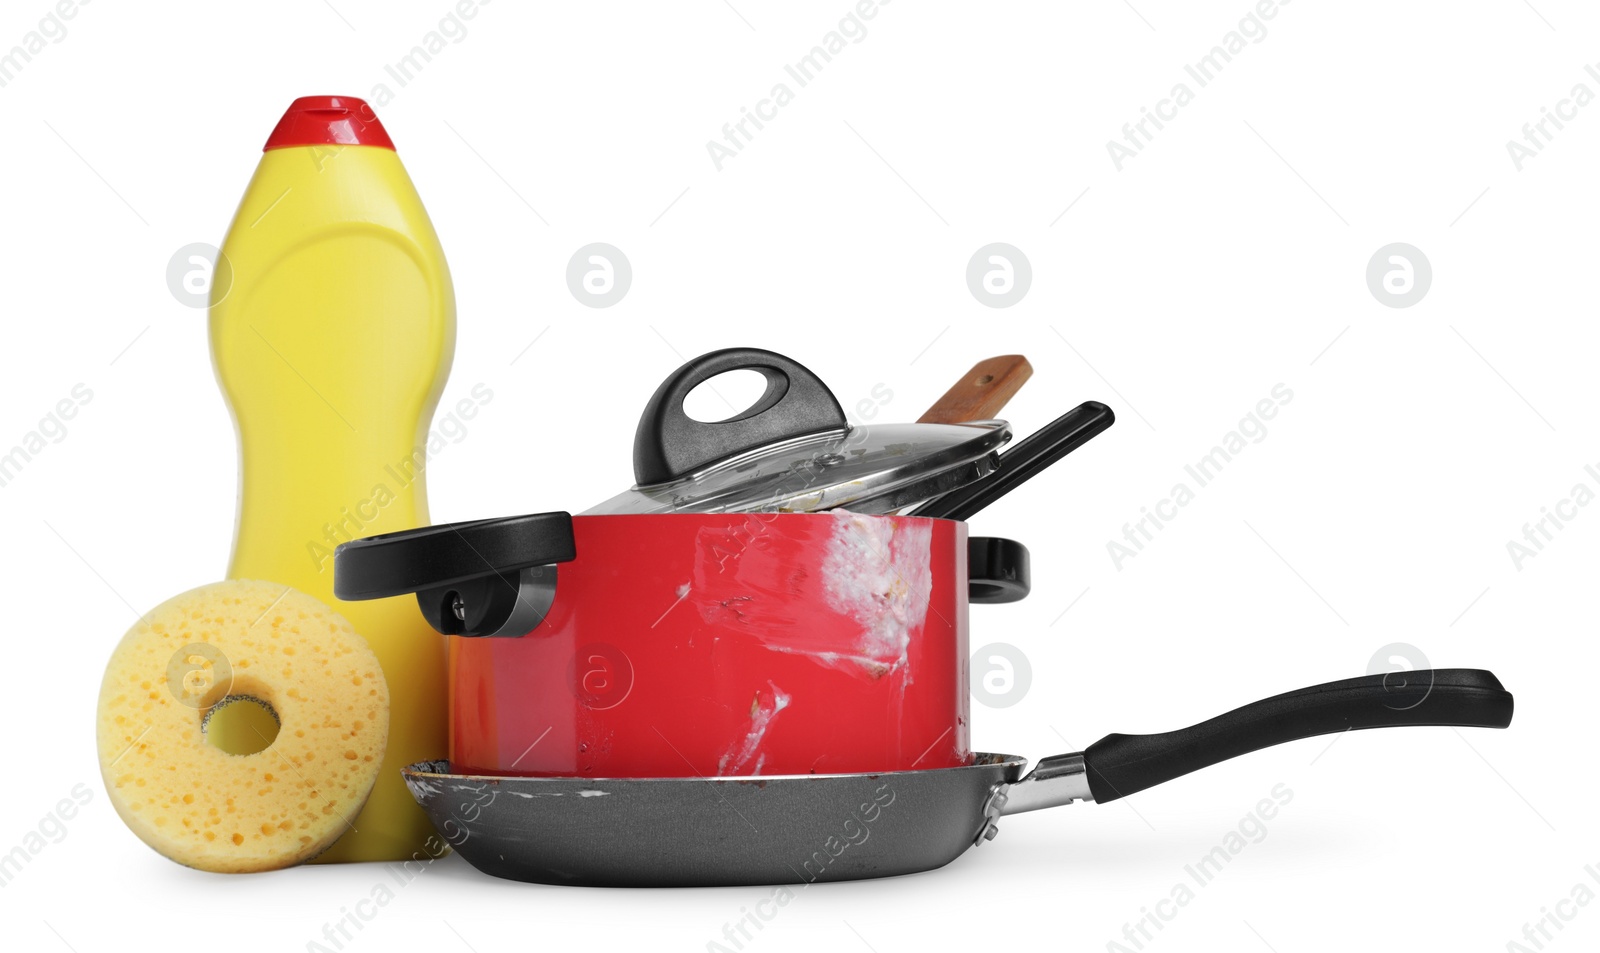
(402, 668), (1512, 887)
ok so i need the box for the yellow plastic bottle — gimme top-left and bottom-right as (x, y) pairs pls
(208, 96), (453, 863)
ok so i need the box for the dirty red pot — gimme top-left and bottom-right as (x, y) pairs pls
(337, 512), (1030, 777)
(482, 511), (968, 776)
(334, 349), (1080, 778)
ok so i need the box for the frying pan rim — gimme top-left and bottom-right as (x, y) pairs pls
(402, 752), (1029, 785)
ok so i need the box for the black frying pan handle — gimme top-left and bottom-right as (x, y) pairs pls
(633, 348), (848, 486)
(910, 400), (1114, 521)
(1083, 669), (1514, 803)
(968, 537), (1030, 604)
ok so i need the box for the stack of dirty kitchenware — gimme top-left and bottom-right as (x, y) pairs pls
(334, 348), (1514, 887)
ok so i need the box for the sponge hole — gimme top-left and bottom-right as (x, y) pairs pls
(203, 695), (281, 756)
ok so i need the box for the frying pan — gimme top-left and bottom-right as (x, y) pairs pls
(401, 668), (1512, 887)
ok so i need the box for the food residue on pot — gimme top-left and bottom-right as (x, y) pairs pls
(718, 682), (790, 775)
(820, 510), (932, 675)
(688, 513), (935, 677)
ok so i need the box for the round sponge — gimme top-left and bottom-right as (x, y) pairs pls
(96, 580), (389, 872)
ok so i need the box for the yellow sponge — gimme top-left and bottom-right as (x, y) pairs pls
(96, 580), (389, 872)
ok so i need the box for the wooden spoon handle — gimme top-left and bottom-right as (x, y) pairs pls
(916, 355), (1033, 424)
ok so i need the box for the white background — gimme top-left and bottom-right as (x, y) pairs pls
(0, 1), (1593, 950)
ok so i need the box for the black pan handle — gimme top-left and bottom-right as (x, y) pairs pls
(1081, 669), (1514, 803)
(910, 400), (1114, 521)
(633, 348), (848, 486)
(968, 537), (1029, 604)
(334, 513), (577, 638)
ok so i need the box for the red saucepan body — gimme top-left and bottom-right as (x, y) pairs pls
(449, 512), (970, 777)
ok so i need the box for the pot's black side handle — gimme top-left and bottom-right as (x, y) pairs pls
(1081, 669), (1514, 803)
(334, 513), (576, 638)
(633, 348), (848, 487)
(968, 537), (1030, 604)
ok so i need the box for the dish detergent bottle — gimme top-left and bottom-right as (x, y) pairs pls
(209, 95), (454, 863)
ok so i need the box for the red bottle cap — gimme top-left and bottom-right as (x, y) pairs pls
(263, 96), (395, 152)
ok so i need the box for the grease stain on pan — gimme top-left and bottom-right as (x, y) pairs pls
(404, 776), (444, 802)
(718, 682), (791, 776)
(820, 511), (933, 674)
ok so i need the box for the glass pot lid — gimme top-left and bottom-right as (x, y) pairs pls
(584, 348), (1012, 516)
